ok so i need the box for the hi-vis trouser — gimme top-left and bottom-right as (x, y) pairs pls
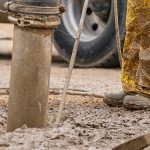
(121, 0), (150, 96)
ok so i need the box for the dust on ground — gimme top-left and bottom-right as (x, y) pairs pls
(0, 93), (150, 150)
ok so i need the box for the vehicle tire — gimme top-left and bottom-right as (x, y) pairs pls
(54, 0), (127, 67)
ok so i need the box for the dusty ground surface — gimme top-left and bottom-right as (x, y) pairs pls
(0, 24), (150, 150)
(0, 93), (150, 150)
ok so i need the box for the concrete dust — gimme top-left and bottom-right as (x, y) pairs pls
(0, 93), (150, 150)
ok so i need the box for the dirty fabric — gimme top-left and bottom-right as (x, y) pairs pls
(121, 0), (150, 96)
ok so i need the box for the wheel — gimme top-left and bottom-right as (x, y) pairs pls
(54, 0), (127, 67)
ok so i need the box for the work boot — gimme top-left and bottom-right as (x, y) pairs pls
(103, 91), (127, 107)
(123, 94), (150, 110)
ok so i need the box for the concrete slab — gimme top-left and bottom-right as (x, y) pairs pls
(0, 60), (122, 97)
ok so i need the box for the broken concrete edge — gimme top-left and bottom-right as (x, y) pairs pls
(0, 88), (103, 98)
(112, 133), (150, 150)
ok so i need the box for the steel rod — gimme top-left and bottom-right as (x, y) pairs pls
(55, 0), (89, 126)
(114, 0), (122, 66)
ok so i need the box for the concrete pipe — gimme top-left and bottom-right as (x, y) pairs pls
(8, 26), (53, 132)
(6, 0), (63, 132)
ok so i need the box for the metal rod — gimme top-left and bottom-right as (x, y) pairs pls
(55, 0), (89, 126)
(114, 0), (122, 66)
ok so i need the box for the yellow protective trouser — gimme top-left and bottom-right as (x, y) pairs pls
(121, 0), (150, 96)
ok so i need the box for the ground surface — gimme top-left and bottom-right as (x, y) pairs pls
(0, 93), (150, 150)
(0, 24), (150, 150)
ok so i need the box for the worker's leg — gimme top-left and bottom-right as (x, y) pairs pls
(104, 0), (140, 106)
(121, 0), (141, 94)
(124, 1), (150, 110)
(137, 3), (150, 96)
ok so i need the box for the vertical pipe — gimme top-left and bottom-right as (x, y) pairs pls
(7, 25), (53, 131)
